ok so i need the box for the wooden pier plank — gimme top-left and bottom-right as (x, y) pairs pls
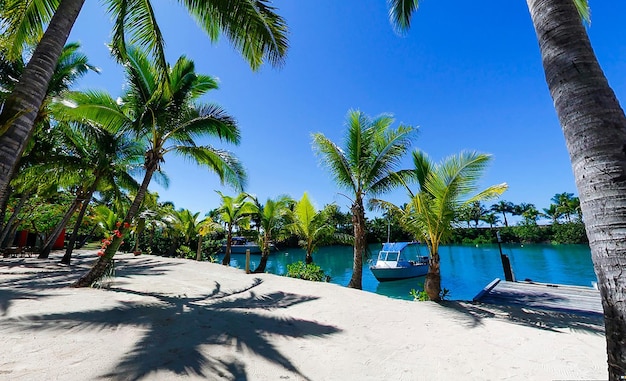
(474, 278), (602, 315)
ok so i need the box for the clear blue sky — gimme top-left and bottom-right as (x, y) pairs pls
(68, 1), (626, 220)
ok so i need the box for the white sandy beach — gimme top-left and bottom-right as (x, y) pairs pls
(0, 250), (607, 380)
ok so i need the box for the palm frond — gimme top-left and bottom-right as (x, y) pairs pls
(174, 145), (246, 191)
(312, 132), (356, 194)
(387, 0), (419, 35)
(179, 0), (289, 70)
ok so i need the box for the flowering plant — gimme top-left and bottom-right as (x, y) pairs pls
(97, 221), (130, 256)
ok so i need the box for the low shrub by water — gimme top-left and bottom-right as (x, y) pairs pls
(286, 261), (330, 282)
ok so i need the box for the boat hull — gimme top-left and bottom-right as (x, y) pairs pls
(370, 264), (428, 281)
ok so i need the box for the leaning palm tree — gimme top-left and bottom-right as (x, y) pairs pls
(66, 48), (246, 287)
(0, 0), (288, 212)
(288, 192), (334, 265)
(377, 150), (507, 301)
(388, 1), (626, 375)
(312, 110), (416, 289)
(215, 191), (256, 266)
(249, 194), (293, 273)
(36, 120), (143, 261)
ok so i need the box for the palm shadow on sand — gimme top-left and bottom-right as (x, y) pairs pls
(1, 277), (340, 380)
(0, 255), (179, 316)
(439, 300), (605, 335)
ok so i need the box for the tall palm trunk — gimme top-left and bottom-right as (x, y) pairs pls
(0, 189), (31, 248)
(61, 185), (97, 264)
(73, 162), (156, 287)
(38, 195), (82, 258)
(253, 232), (271, 273)
(347, 198), (365, 289)
(527, 0), (626, 377)
(196, 234), (203, 261)
(0, 0), (85, 204)
(221, 226), (233, 265)
(0, 186), (13, 234)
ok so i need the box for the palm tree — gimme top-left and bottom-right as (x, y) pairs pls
(36, 120), (143, 261)
(0, 42), (99, 213)
(0, 0), (288, 212)
(67, 48), (246, 286)
(312, 110), (416, 289)
(377, 150), (507, 301)
(481, 212), (500, 229)
(387, 1), (626, 374)
(249, 194), (293, 273)
(215, 191), (255, 266)
(551, 192), (578, 222)
(490, 200), (515, 227)
(287, 192), (334, 265)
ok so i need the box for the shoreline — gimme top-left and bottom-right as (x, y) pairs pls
(0, 250), (607, 380)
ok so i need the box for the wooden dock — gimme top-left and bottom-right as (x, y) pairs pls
(473, 278), (603, 316)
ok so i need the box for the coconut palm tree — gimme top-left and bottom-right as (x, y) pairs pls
(387, 1), (626, 374)
(490, 200), (515, 227)
(249, 194), (293, 273)
(60, 123), (143, 263)
(215, 191), (255, 266)
(0, 42), (99, 214)
(376, 150), (507, 301)
(65, 48), (246, 286)
(287, 192), (334, 265)
(312, 110), (416, 289)
(0, 0), (288, 211)
(35, 120), (143, 260)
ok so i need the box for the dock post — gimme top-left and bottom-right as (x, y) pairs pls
(496, 231), (515, 282)
(245, 249), (250, 274)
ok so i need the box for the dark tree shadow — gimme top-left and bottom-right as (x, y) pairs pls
(438, 300), (605, 335)
(1, 278), (341, 380)
(0, 255), (180, 316)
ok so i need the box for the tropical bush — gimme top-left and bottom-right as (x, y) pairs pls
(550, 222), (588, 244)
(286, 261), (330, 282)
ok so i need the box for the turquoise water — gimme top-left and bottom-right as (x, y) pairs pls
(219, 243), (596, 301)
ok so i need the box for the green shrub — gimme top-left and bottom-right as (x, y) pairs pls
(286, 261), (330, 282)
(410, 287), (450, 301)
(551, 222), (588, 244)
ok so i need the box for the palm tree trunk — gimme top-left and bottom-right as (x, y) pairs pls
(0, 0), (85, 204)
(221, 227), (233, 265)
(527, 0), (626, 377)
(39, 195), (82, 258)
(0, 185), (12, 234)
(61, 185), (96, 264)
(253, 233), (272, 273)
(424, 250), (441, 301)
(347, 199), (365, 289)
(73, 165), (156, 287)
(196, 235), (203, 261)
(0, 189), (31, 248)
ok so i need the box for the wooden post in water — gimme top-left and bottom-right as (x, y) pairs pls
(496, 231), (515, 282)
(245, 249), (250, 274)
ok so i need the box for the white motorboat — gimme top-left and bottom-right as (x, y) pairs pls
(370, 242), (429, 281)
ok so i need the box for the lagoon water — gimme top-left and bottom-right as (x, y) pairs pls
(220, 243), (596, 301)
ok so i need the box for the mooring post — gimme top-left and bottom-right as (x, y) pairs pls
(496, 231), (515, 282)
(245, 249), (250, 274)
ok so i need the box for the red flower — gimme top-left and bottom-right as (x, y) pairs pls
(116, 221), (122, 227)
(123, 222), (130, 229)
(97, 250), (105, 257)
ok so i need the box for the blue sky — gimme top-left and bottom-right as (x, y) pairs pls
(68, 1), (626, 220)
